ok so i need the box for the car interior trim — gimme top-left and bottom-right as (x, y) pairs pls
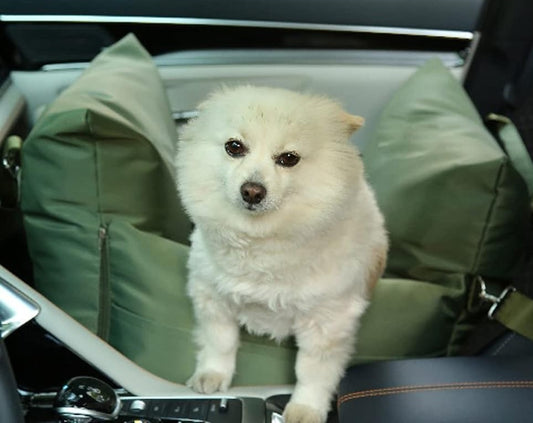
(0, 276), (39, 339)
(0, 14), (474, 40)
(39, 50), (465, 72)
(154, 50), (466, 68)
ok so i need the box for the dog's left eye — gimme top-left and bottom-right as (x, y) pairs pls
(275, 152), (300, 167)
(225, 139), (248, 157)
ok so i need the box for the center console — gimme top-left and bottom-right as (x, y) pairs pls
(22, 378), (287, 423)
(119, 396), (265, 423)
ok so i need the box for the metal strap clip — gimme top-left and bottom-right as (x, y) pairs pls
(1, 135), (22, 179)
(477, 277), (516, 319)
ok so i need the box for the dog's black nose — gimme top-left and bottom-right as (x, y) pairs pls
(241, 182), (267, 205)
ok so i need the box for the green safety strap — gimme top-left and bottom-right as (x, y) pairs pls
(494, 290), (533, 341)
(478, 277), (533, 342)
(488, 113), (533, 196)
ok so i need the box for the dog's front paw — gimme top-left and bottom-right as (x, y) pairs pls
(186, 371), (231, 394)
(283, 402), (324, 423)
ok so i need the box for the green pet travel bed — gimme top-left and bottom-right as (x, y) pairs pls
(21, 35), (530, 385)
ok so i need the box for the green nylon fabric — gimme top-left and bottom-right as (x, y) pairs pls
(20, 37), (531, 386)
(496, 291), (533, 341)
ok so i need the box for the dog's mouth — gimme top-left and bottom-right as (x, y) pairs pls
(244, 203), (263, 213)
(241, 200), (274, 214)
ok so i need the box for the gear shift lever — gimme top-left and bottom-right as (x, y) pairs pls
(54, 376), (121, 422)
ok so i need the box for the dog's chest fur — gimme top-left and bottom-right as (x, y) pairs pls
(189, 224), (366, 341)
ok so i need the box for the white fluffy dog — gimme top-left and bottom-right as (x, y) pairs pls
(176, 86), (387, 423)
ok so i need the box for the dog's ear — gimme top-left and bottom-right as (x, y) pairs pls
(343, 113), (365, 134)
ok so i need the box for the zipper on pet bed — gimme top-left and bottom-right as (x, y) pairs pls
(97, 225), (111, 341)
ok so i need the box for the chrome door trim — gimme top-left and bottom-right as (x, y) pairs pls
(0, 14), (474, 40)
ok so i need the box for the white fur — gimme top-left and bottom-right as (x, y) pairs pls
(175, 86), (388, 423)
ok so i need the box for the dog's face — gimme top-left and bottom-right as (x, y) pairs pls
(220, 135), (299, 214)
(176, 86), (365, 236)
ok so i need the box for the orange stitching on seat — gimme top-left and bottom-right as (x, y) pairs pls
(337, 381), (533, 407)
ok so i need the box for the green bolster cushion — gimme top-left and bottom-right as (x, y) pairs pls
(21, 33), (530, 386)
(361, 58), (530, 356)
(364, 59), (528, 283)
(21, 34), (191, 334)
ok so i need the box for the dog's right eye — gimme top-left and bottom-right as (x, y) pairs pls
(225, 139), (248, 157)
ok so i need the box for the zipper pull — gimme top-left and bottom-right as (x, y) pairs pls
(98, 226), (107, 250)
